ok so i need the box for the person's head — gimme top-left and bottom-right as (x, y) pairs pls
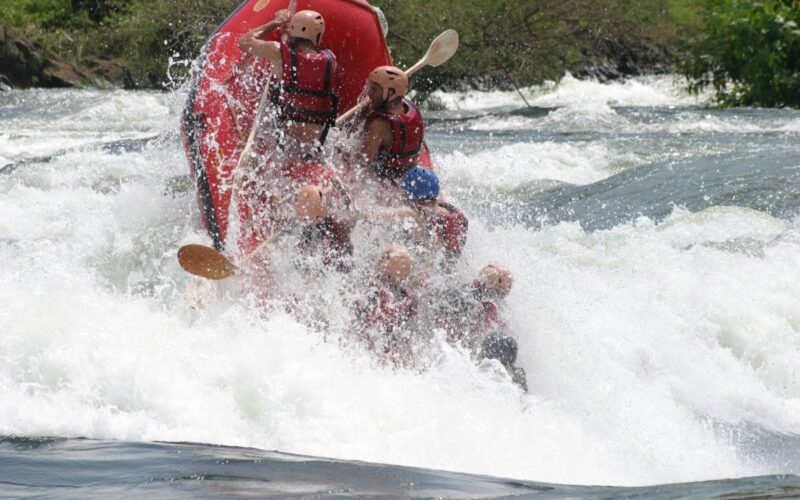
(482, 332), (518, 368)
(400, 167), (439, 203)
(367, 66), (408, 106)
(294, 184), (328, 224)
(289, 10), (325, 48)
(479, 263), (513, 298)
(378, 244), (412, 286)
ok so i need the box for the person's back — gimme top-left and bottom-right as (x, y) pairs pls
(239, 9), (339, 156)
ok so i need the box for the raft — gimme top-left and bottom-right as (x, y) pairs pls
(181, 0), (432, 251)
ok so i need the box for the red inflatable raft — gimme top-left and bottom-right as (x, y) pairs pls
(182, 0), (431, 250)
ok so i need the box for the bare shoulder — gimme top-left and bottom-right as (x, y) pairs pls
(243, 39), (282, 64)
(366, 115), (392, 138)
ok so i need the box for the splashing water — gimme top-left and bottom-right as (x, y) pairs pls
(1, 76), (800, 488)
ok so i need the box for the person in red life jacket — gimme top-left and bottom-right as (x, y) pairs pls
(355, 245), (419, 367)
(292, 183), (354, 273)
(436, 263), (527, 390)
(360, 66), (425, 181)
(238, 9), (339, 155)
(436, 263), (513, 347)
(398, 167), (468, 262)
(365, 168), (467, 274)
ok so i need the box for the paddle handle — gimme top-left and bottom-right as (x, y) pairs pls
(335, 100), (369, 127)
(404, 60), (426, 77)
(230, 0), (298, 216)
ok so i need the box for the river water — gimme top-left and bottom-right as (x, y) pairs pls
(1, 75), (800, 497)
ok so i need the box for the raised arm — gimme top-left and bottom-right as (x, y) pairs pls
(238, 9), (291, 65)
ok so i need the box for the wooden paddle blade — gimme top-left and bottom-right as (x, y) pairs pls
(178, 244), (238, 280)
(424, 29), (459, 67)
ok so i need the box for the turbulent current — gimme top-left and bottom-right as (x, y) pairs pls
(2, 75), (800, 496)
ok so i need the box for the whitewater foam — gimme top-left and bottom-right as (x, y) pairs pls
(432, 74), (708, 112)
(1, 80), (800, 488)
(437, 141), (639, 189)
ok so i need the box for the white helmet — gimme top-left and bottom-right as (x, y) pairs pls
(368, 65), (408, 101)
(290, 10), (326, 47)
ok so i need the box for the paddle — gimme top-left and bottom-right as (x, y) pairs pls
(405, 29), (460, 76)
(334, 29), (460, 127)
(230, 0), (298, 192)
(177, 180), (353, 281)
(178, 244), (239, 280)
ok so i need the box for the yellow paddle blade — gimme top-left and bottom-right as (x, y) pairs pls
(178, 244), (238, 280)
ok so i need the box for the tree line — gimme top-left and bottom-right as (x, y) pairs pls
(1, 0), (799, 107)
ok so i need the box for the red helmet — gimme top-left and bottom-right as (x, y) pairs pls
(368, 66), (408, 101)
(290, 10), (325, 47)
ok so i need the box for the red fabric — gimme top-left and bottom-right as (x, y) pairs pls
(431, 201), (468, 257)
(357, 283), (417, 333)
(416, 201), (468, 257)
(436, 281), (507, 345)
(281, 161), (334, 185)
(367, 98), (425, 178)
(272, 41), (338, 125)
(473, 280), (508, 332)
(297, 216), (353, 271)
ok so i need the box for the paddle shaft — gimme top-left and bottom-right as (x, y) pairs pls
(335, 29), (458, 127)
(334, 64), (427, 127)
(236, 0), (298, 171)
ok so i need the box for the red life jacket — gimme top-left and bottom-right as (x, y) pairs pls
(281, 160), (334, 185)
(298, 216), (353, 272)
(472, 280), (507, 332)
(271, 41), (339, 138)
(357, 283), (417, 333)
(367, 98), (425, 179)
(435, 281), (506, 345)
(420, 201), (468, 257)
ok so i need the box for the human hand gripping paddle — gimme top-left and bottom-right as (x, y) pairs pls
(233, 0), (297, 174)
(334, 29), (460, 127)
(177, 179), (346, 280)
(186, 0), (296, 280)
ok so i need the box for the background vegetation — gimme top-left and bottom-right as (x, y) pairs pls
(1, 0), (699, 89)
(2, 0), (800, 107)
(680, 0), (800, 107)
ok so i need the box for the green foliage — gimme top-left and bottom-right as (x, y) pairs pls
(1, 0), (702, 90)
(90, 0), (230, 86)
(0, 0), (90, 30)
(373, 0), (685, 89)
(681, 0), (800, 107)
(1, 0), (231, 87)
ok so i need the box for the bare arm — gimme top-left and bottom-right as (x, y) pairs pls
(238, 9), (290, 65)
(361, 118), (392, 165)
